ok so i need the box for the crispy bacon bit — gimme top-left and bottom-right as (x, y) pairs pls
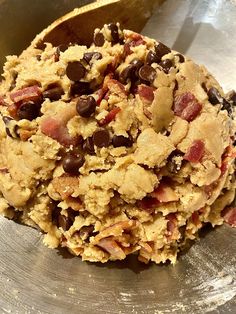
(8, 103), (19, 119)
(151, 182), (179, 203)
(220, 161), (228, 176)
(0, 96), (6, 106)
(123, 33), (146, 58)
(184, 139), (205, 163)
(97, 237), (126, 259)
(10, 85), (41, 103)
(94, 220), (137, 242)
(41, 117), (78, 146)
(166, 213), (177, 239)
(204, 184), (214, 198)
(138, 242), (153, 264)
(52, 175), (80, 200)
(107, 79), (126, 95)
(98, 107), (121, 126)
(221, 207), (236, 227)
(174, 92), (202, 122)
(191, 212), (201, 225)
(138, 197), (159, 213)
(96, 87), (109, 105)
(137, 85), (155, 103)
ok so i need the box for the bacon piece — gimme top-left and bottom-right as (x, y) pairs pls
(184, 139), (205, 163)
(41, 117), (78, 146)
(138, 197), (159, 213)
(191, 211), (201, 225)
(222, 207), (236, 227)
(97, 237), (126, 259)
(137, 85), (155, 103)
(174, 92), (202, 122)
(0, 96), (6, 106)
(123, 33), (146, 57)
(151, 182), (179, 203)
(98, 107), (121, 126)
(166, 213), (177, 239)
(10, 85), (41, 103)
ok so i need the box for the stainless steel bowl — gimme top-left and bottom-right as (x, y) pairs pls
(0, 1), (236, 313)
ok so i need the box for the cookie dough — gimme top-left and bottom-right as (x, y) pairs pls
(0, 23), (235, 264)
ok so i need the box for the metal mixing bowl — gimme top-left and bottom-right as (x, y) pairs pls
(0, 1), (235, 313)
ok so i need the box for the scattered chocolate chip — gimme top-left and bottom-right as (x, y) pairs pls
(112, 135), (133, 148)
(83, 137), (95, 154)
(94, 32), (105, 47)
(66, 61), (86, 81)
(70, 81), (92, 97)
(2, 116), (19, 138)
(62, 153), (85, 175)
(83, 52), (102, 64)
(222, 98), (232, 115)
(138, 65), (156, 83)
(120, 65), (136, 83)
(17, 101), (40, 121)
(159, 59), (173, 73)
(79, 225), (95, 240)
(146, 50), (159, 65)
(155, 42), (171, 60)
(93, 129), (110, 148)
(175, 53), (185, 63)
(228, 90), (236, 105)
(35, 40), (46, 50)
(130, 59), (144, 75)
(76, 95), (96, 118)
(58, 214), (72, 231)
(108, 23), (119, 43)
(43, 86), (64, 101)
(207, 87), (222, 105)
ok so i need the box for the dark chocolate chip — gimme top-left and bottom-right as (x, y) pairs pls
(94, 32), (105, 47)
(35, 40), (46, 50)
(58, 44), (69, 53)
(175, 53), (185, 63)
(112, 135), (133, 148)
(66, 61), (86, 81)
(62, 153), (85, 175)
(138, 65), (156, 83)
(70, 82), (92, 97)
(159, 59), (173, 73)
(58, 214), (72, 231)
(83, 52), (102, 64)
(207, 87), (222, 105)
(120, 65), (136, 83)
(130, 59), (144, 75)
(108, 23), (119, 43)
(2, 116), (19, 138)
(228, 90), (236, 105)
(17, 101), (40, 121)
(43, 86), (64, 101)
(222, 98), (232, 114)
(155, 42), (171, 60)
(93, 129), (110, 148)
(146, 50), (159, 65)
(78, 225), (95, 240)
(201, 82), (208, 93)
(36, 55), (41, 61)
(76, 95), (96, 118)
(83, 137), (95, 154)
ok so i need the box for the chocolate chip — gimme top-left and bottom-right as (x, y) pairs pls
(93, 129), (110, 148)
(76, 96), (96, 118)
(159, 59), (173, 73)
(43, 86), (64, 101)
(62, 153), (85, 175)
(112, 135), (133, 147)
(207, 87), (222, 105)
(70, 82), (92, 97)
(66, 61), (86, 81)
(58, 44), (69, 53)
(94, 32), (105, 47)
(55, 208), (76, 231)
(79, 225), (95, 240)
(138, 65), (156, 83)
(130, 59), (144, 74)
(222, 98), (232, 115)
(83, 137), (95, 154)
(58, 214), (72, 231)
(120, 65), (136, 83)
(108, 23), (119, 43)
(83, 52), (102, 64)
(2, 116), (19, 138)
(36, 55), (41, 61)
(146, 50), (159, 65)
(17, 101), (40, 121)
(155, 43), (171, 61)
(35, 40), (46, 50)
(175, 53), (185, 63)
(228, 90), (236, 105)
